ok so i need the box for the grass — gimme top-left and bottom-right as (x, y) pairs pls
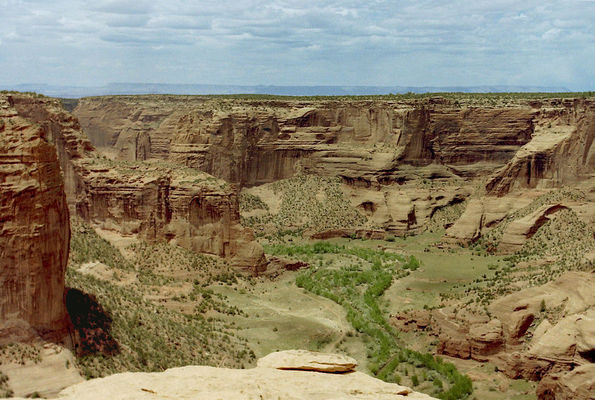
(211, 275), (357, 360)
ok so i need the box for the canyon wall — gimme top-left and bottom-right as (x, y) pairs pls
(487, 98), (595, 196)
(8, 94), (265, 272)
(74, 96), (550, 187)
(73, 95), (594, 239)
(0, 96), (70, 343)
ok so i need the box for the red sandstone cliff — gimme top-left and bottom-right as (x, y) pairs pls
(0, 96), (70, 343)
(73, 96), (540, 187)
(8, 94), (266, 272)
(487, 99), (595, 196)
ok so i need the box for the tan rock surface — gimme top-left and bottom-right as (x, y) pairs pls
(0, 96), (70, 343)
(75, 97), (539, 187)
(443, 195), (533, 245)
(536, 364), (595, 400)
(498, 203), (569, 254)
(257, 349), (357, 372)
(53, 358), (435, 400)
(487, 99), (595, 196)
(435, 272), (595, 379)
(72, 95), (594, 239)
(1, 344), (83, 398)
(2, 352), (434, 400)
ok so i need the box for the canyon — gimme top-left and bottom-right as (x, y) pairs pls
(0, 92), (593, 399)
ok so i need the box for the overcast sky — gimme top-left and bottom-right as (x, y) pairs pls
(1, 0), (593, 90)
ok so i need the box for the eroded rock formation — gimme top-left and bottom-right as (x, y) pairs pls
(405, 272), (595, 397)
(497, 204), (569, 254)
(73, 95), (594, 239)
(6, 94), (265, 271)
(487, 99), (595, 196)
(73, 96), (542, 187)
(0, 97), (70, 343)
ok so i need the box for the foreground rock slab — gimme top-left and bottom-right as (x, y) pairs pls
(55, 366), (434, 400)
(257, 349), (357, 372)
(4, 351), (435, 400)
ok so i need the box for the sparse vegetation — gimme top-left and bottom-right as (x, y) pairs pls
(241, 174), (366, 235)
(463, 189), (594, 308)
(284, 241), (472, 399)
(67, 219), (254, 379)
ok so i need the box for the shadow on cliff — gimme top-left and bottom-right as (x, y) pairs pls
(65, 288), (119, 356)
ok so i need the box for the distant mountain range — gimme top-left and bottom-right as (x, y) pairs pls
(3, 82), (572, 98)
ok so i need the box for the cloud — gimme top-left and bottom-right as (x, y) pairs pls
(91, 0), (154, 15)
(0, 0), (593, 89)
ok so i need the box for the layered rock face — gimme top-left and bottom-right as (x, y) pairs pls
(73, 161), (265, 270)
(487, 99), (595, 196)
(74, 96), (542, 187)
(0, 96), (70, 342)
(73, 96), (594, 239)
(8, 94), (265, 271)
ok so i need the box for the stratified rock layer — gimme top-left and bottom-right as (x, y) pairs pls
(8, 94), (265, 271)
(487, 99), (595, 196)
(74, 96), (541, 187)
(0, 96), (70, 342)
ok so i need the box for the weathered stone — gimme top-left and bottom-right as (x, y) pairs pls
(7, 94), (266, 272)
(487, 99), (595, 196)
(0, 97), (70, 343)
(257, 350), (357, 372)
(498, 204), (569, 254)
(536, 364), (595, 400)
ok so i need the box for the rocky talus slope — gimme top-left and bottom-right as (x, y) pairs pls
(6, 94), (265, 271)
(0, 97), (70, 343)
(3, 350), (436, 400)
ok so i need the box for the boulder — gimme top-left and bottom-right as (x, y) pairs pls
(257, 350), (357, 372)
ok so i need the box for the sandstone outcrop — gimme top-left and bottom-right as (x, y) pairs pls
(442, 197), (527, 245)
(8, 95), (94, 215)
(0, 97), (70, 343)
(344, 184), (470, 235)
(6, 94), (265, 271)
(11, 351), (434, 400)
(433, 313), (503, 362)
(429, 272), (594, 398)
(73, 95), (594, 238)
(536, 364), (595, 400)
(72, 160), (266, 271)
(497, 204), (569, 253)
(487, 98), (595, 196)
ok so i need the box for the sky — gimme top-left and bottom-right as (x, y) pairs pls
(0, 0), (594, 90)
